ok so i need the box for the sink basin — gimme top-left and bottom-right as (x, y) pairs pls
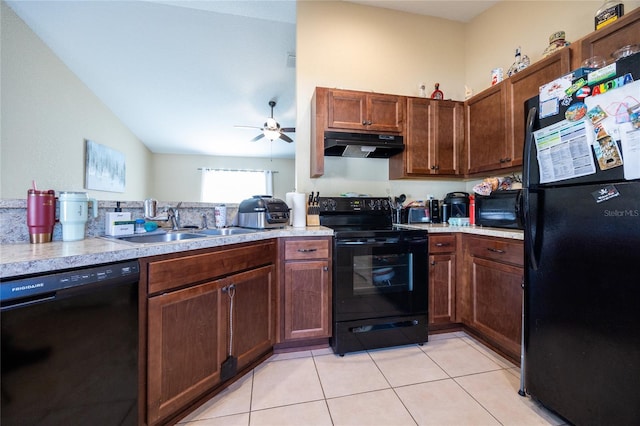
(116, 232), (206, 244)
(196, 227), (258, 236)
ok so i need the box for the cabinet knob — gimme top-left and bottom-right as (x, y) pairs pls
(430, 261), (436, 266)
(505, 157), (511, 162)
(323, 266), (329, 272)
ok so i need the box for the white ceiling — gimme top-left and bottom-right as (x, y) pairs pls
(7, 1), (499, 160)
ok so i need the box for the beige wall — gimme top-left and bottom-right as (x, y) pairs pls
(0, 2), (152, 200)
(151, 153), (295, 202)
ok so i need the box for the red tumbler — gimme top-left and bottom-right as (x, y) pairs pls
(27, 189), (56, 243)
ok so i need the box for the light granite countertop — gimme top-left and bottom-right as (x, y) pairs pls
(1, 225), (523, 279)
(0, 227), (334, 279)
(398, 223), (524, 240)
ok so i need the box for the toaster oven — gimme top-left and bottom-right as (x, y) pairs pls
(475, 190), (523, 229)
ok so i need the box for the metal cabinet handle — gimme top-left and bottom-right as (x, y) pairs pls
(323, 266), (329, 272)
(487, 247), (505, 254)
(430, 261), (436, 266)
(435, 242), (450, 247)
(297, 248), (318, 253)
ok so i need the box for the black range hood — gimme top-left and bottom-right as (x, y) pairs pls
(324, 131), (404, 158)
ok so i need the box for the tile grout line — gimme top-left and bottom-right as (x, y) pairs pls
(310, 350), (336, 425)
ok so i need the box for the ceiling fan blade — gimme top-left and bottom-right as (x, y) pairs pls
(250, 133), (265, 142)
(281, 127), (295, 133)
(235, 125), (263, 130)
(279, 133), (294, 143)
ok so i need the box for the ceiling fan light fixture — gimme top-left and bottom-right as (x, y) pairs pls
(264, 129), (281, 141)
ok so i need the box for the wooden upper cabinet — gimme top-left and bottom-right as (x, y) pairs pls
(389, 97), (463, 178)
(327, 89), (404, 133)
(465, 83), (509, 175)
(572, 7), (640, 69)
(465, 49), (570, 175)
(312, 87), (405, 177)
(507, 49), (571, 167)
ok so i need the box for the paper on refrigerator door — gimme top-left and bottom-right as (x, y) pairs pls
(533, 119), (596, 183)
(620, 124), (640, 180)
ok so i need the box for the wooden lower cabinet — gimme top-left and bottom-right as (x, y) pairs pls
(143, 241), (277, 425)
(147, 281), (227, 425)
(462, 235), (524, 361)
(428, 234), (457, 326)
(279, 237), (331, 346)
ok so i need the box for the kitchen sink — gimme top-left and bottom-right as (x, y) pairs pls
(196, 227), (259, 236)
(115, 231), (206, 244)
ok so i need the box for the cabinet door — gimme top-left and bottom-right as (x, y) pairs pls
(507, 49), (570, 167)
(465, 83), (509, 174)
(147, 281), (226, 425)
(283, 260), (331, 340)
(225, 265), (276, 371)
(429, 253), (456, 325)
(367, 93), (404, 133)
(432, 100), (463, 175)
(327, 90), (367, 130)
(469, 257), (522, 359)
(403, 97), (432, 175)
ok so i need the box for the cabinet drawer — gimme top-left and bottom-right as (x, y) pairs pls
(284, 238), (330, 260)
(147, 241), (276, 294)
(466, 235), (523, 266)
(429, 234), (456, 253)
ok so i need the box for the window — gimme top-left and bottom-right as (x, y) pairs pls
(200, 169), (274, 203)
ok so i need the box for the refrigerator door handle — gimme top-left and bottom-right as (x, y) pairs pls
(523, 106), (539, 270)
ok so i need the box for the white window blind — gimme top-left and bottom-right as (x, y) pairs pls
(200, 169), (274, 203)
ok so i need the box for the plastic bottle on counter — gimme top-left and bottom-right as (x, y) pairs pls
(469, 195), (476, 226)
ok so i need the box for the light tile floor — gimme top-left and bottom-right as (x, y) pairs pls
(178, 332), (566, 426)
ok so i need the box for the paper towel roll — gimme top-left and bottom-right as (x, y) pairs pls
(292, 192), (307, 228)
(285, 192), (295, 226)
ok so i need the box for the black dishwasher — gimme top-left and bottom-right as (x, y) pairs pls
(1, 260), (139, 426)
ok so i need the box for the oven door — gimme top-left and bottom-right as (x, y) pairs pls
(334, 233), (428, 322)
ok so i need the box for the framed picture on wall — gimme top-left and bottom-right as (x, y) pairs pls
(85, 139), (126, 192)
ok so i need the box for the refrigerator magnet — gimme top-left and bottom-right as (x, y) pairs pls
(594, 135), (624, 170)
(587, 105), (608, 124)
(591, 184), (620, 203)
(565, 102), (587, 121)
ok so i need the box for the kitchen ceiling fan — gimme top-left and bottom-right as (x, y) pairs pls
(236, 100), (295, 143)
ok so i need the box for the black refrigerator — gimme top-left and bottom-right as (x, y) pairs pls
(523, 52), (640, 425)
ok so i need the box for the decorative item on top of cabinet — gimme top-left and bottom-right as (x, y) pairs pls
(461, 235), (523, 361)
(143, 241), (277, 425)
(311, 87), (405, 177)
(278, 237), (332, 349)
(428, 234), (457, 328)
(389, 97), (463, 178)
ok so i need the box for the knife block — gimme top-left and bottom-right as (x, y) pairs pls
(306, 212), (320, 226)
(307, 200), (320, 226)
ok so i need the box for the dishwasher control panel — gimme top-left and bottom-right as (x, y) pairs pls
(1, 260), (139, 303)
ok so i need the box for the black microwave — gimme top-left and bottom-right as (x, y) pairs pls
(475, 189), (523, 229)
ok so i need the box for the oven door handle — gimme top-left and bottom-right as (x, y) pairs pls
(337, 240), (400, 246)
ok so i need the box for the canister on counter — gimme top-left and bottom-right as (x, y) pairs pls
(441, 203), (450, 224)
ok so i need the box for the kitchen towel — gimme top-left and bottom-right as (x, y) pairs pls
(292, 192), (307, 228)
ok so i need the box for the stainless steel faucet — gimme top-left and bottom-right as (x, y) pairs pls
(167, 202), (182, 230)
(201, 213), (208, 229)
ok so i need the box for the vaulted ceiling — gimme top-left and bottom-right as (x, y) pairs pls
(7, 1), (498, 159)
